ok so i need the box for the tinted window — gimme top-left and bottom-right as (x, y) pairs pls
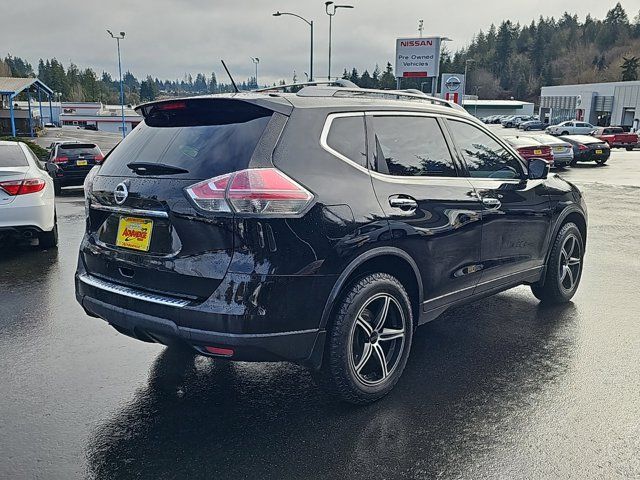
(448, 120), (523, 179)
(326, 116), (367, 167)
(99, 100), (273, 179)
(371, 116), (457, 177)
(59, 144), (101, 156)
(0, 145), (28, 167)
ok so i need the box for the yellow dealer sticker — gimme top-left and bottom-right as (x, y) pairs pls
(533, 149), (542, 155)
(116, 217), (153, 252)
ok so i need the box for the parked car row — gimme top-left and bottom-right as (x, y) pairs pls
(502, 133), (611, 167)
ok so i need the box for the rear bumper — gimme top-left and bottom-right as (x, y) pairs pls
(0, 197), (55, 231)
(79, 294), (322, 363)
(75, 260), (335, 365)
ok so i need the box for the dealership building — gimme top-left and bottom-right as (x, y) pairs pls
(540, 80), (640, 130)
(462, 99), (535, 118)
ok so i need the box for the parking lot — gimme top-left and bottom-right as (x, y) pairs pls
(2, 130), (640, 479)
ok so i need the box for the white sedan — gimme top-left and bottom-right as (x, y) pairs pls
(0, 140), (57, 248)
(546, 120), (595, 136)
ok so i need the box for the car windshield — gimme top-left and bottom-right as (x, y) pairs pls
(0, 144), (28, 167)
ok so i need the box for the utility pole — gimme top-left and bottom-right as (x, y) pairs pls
(251, 57), (260, 87)
(107, 30), (126, 138)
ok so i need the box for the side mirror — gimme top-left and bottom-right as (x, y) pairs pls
(528, 158), (550, 180)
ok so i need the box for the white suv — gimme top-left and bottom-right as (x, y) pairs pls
(547, 120), (595, 136)
(0, 141), (57, 248)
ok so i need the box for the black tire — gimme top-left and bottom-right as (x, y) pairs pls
(595, 158), (607, 165)
(39, 214), (58, 249)
(561, 131), (569, 135)
(315, 273), (413, 404)
(53, 180), (62, 196)
(626, 147), (634, 151)
(531, 222), (584, 304)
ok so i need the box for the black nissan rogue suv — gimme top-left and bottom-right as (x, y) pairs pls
(75, 84), (587, 404)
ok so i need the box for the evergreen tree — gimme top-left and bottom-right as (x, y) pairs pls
(621, 56), (639, 81)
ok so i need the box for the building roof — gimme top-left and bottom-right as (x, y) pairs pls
(462, 99), (534, 106)
(0, 77), (54, 96)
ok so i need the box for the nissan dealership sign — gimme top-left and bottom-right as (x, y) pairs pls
(395, 37), (441, 78)
(440, 73), (466, 105)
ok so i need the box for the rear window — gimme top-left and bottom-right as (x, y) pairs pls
(99, 99), (273, 179)
(0, 145), (28, 167)
(504, 137), (541, 148)
(59, 144), (101, 156)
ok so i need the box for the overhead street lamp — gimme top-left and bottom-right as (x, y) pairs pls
(107, 29), (126, 139)
(325, 1), (353, 80)
(251, 57), (260, 87)
(273, 11), (314, 82)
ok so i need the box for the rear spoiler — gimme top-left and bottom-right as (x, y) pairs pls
(135, 95), (293, 119)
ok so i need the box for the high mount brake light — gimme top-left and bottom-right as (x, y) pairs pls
(0, 178), (46, 195)
(185, 168), (314, 216)
(157, 101), (187, 111)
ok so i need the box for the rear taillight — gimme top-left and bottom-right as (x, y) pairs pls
(185, 168), (314, 216)
(54, 156), (69, 163)
(578, 145), (588, 151)
(94, 154), (104, 164)
(0, 178), (46, 195)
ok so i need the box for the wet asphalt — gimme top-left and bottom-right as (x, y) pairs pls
(1, 148), (639, 479)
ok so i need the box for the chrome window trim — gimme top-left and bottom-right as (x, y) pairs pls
(90, 204), (169, 218)
(320, 110), (466, 185)
(78, 273), (190, 307)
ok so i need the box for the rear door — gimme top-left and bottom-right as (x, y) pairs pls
(444, 118), (553, 290)
(365, 113), (484, 313)
(83, 99), (279, 302)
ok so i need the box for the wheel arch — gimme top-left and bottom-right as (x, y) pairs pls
(319, 247), (423, 332)
(546, 207), (587, 265)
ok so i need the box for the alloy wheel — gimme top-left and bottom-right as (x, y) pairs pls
(349, 293), (406, 387)
(558, 234), (581, 292)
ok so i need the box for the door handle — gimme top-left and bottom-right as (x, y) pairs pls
(389, 196), (418, 211)
(480, 196), (501, 208)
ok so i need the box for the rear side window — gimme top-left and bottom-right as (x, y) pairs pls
(326, 116), (367, 167)
(0, 145), (28, 167)
(99, 99), (273, 179)
(448, 120), (523, 179)
(371, 116), (457, 177)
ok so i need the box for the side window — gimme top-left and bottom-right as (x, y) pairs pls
(326, 116), (367, 167)
(370, 116), (457, 177)
(447, 120), (524, 179)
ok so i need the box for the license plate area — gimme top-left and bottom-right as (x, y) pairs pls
(77, 159), (88, 166)
(595, 149), (603, 154)
(116, 216), (154, 252)
(533, 149), (542, 155)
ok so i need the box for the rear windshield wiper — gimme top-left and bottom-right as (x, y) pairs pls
(127, 162), (189, 175)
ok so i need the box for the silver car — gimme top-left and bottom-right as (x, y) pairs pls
(531, 134), (574, 167)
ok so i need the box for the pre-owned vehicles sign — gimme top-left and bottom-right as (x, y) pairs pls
(395, 37), (441, 78)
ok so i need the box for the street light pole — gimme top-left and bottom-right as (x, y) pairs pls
(273, 11), (314, 81)
(251, 57), (260, 87)
(107, 30), (126, 139)
(325, 2), (353, 80)
(464, 59), (475, 98)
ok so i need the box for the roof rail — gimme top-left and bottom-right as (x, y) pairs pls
(254, 79), (358, 93)
(296, 86), (465, 111)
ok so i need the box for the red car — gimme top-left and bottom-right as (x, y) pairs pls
(591, 127), (638, 151)
(503, 136), (554, 165)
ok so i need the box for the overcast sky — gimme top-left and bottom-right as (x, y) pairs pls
(2, 0), (637, 85)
